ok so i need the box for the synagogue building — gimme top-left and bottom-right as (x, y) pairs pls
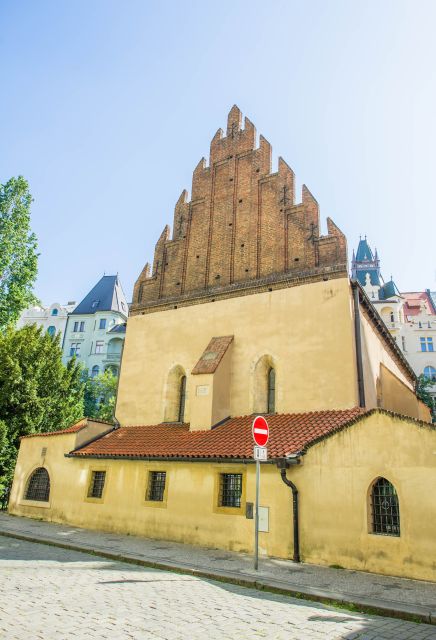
(9, 107), (436, 581)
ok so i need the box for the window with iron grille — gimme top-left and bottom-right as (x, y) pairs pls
(88, 471), (106, 499)
(219, 474), (242, 508)
(24, 468), (50, 502)
(146, 471), (166, 501)
(371, 477), (400, 536)
(267, 368), (276, 413)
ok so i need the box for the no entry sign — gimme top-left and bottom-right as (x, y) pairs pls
(252, 416), (269, 447)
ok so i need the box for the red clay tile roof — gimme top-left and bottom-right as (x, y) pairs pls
(20, 418), (113, 439)
(69, 408), (367, 460)
(191, 336), (233, 375)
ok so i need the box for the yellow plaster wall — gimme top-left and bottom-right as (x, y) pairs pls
(117, 278), (359, 425)
(359, 308), (415, 413)
(9, 411), (436, 581)
(292, 411), (436, 580)
(190, 342), (233, 430)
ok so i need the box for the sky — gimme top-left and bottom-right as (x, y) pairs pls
(1, 0), (435, 305)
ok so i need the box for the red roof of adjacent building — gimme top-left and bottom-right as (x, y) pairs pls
(402, 291), (435, 317)
(69, 408), (367, 460)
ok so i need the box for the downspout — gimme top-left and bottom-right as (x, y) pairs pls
(352, 283), (366, 408)
(278, 462), (300, 563)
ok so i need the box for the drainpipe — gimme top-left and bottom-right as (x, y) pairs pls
(277, 459), (300, 563)
(352, 283), (366, 408)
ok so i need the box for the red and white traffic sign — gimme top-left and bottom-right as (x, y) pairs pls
(252, 415), (269, 447)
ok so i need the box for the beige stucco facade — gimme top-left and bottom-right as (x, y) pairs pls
(117, 277), (423, 427)
(9, 411), (436, 581)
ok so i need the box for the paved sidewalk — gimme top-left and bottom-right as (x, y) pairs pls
(1, 512), (435, 625)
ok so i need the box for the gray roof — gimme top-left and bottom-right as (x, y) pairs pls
(71, 276), (128, 317)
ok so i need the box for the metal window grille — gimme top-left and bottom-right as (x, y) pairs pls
(25, 468), (50, 502)
(219, 474), (242, 508)
(88, 471), (106, 498)
(267, 368), (276, 413)
(178, 376), (186, 422)
(371, 478), (400, 536)
(147, 471), (166, 501)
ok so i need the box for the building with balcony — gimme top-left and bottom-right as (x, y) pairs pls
(17, 301), (77, 341)
(62, 275), (128, 377)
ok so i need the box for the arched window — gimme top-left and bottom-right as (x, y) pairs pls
(178, 375), (187, 422)
(47, 326), (56, 337)
(24, 468), (50, 502)
(424, 366), (436, 382)
(51, 308), (58, 316)
(91, 365), (100, 378)
(267, 368), (276, 413)
(370, 477), (400, 536)
(253, 355), (276, 414)
(164, 365), (187, 422)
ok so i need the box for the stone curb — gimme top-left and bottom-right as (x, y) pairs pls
(1, 529), (434, 626)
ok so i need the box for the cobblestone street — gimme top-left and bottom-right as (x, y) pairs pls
(1, 538), (436, 640)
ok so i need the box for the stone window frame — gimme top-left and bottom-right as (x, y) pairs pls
(213, 466), (246, 516)
(20, 465), (51, 508)
(84, 467), (109, 504)
(367, 476), (401, 538)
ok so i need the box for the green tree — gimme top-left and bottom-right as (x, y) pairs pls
(0, 325), (84, 492)
(83, 369), (118, 422)
(416, 374), (435, 420)
(0, 176), (38, 332)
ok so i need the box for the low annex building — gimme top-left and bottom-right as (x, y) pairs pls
(9, 107), (436, 582)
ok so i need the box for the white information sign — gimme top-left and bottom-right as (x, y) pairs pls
(254, 446), (268, 461)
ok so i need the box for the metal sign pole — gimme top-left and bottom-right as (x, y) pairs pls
(254, 458), (260, 570)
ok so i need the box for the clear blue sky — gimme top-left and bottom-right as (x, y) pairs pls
(1, 0), (435, 304)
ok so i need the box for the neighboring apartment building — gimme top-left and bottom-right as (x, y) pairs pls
(17, 301), (77, 342)
(352, 237), (436, 408)
(62, 275), (128, 377)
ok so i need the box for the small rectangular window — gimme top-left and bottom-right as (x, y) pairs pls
(73, 321), (79, 332)
(219, 474), (242, 507)
(99, 319), (107, 330)
(146, 471), (166, 501)
(95, 340), (104, 354)
(69, 343), (80, 357)
(79, 321), (85, 332)
(88, 471), (106, 498)
(420, 337), (427, 352)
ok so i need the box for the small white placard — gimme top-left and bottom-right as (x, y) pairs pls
(258, 506), (269, 533)
(196, 385), (209, 396)
(254, 446), (267, 461)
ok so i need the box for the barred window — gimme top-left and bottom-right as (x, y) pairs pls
(371, 477), (400, 536)
(219, 474), (242, 508)
(88, 471), (106, 499)
(147, 471), (166, 501)
(25, 468), (50, 502)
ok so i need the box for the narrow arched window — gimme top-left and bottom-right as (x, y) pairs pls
(371, 477), (400, 536)
(267, 368), (275, 413)
(47, 326), (56, 337)
(91, 365), (100, 378)
(178, 375), (186, 422)
(25, 468), (50, 502)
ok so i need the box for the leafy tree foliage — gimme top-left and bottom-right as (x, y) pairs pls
(0, 176), (38, 332)
(0, 325), (84, 492)
(83, 369), (118, 423)
(416, 374), (435, 421)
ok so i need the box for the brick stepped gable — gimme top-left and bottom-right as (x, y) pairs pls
(131, 106), (347, 314)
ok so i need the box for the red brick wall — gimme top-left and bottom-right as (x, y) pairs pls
(132, 106), (347, 312)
